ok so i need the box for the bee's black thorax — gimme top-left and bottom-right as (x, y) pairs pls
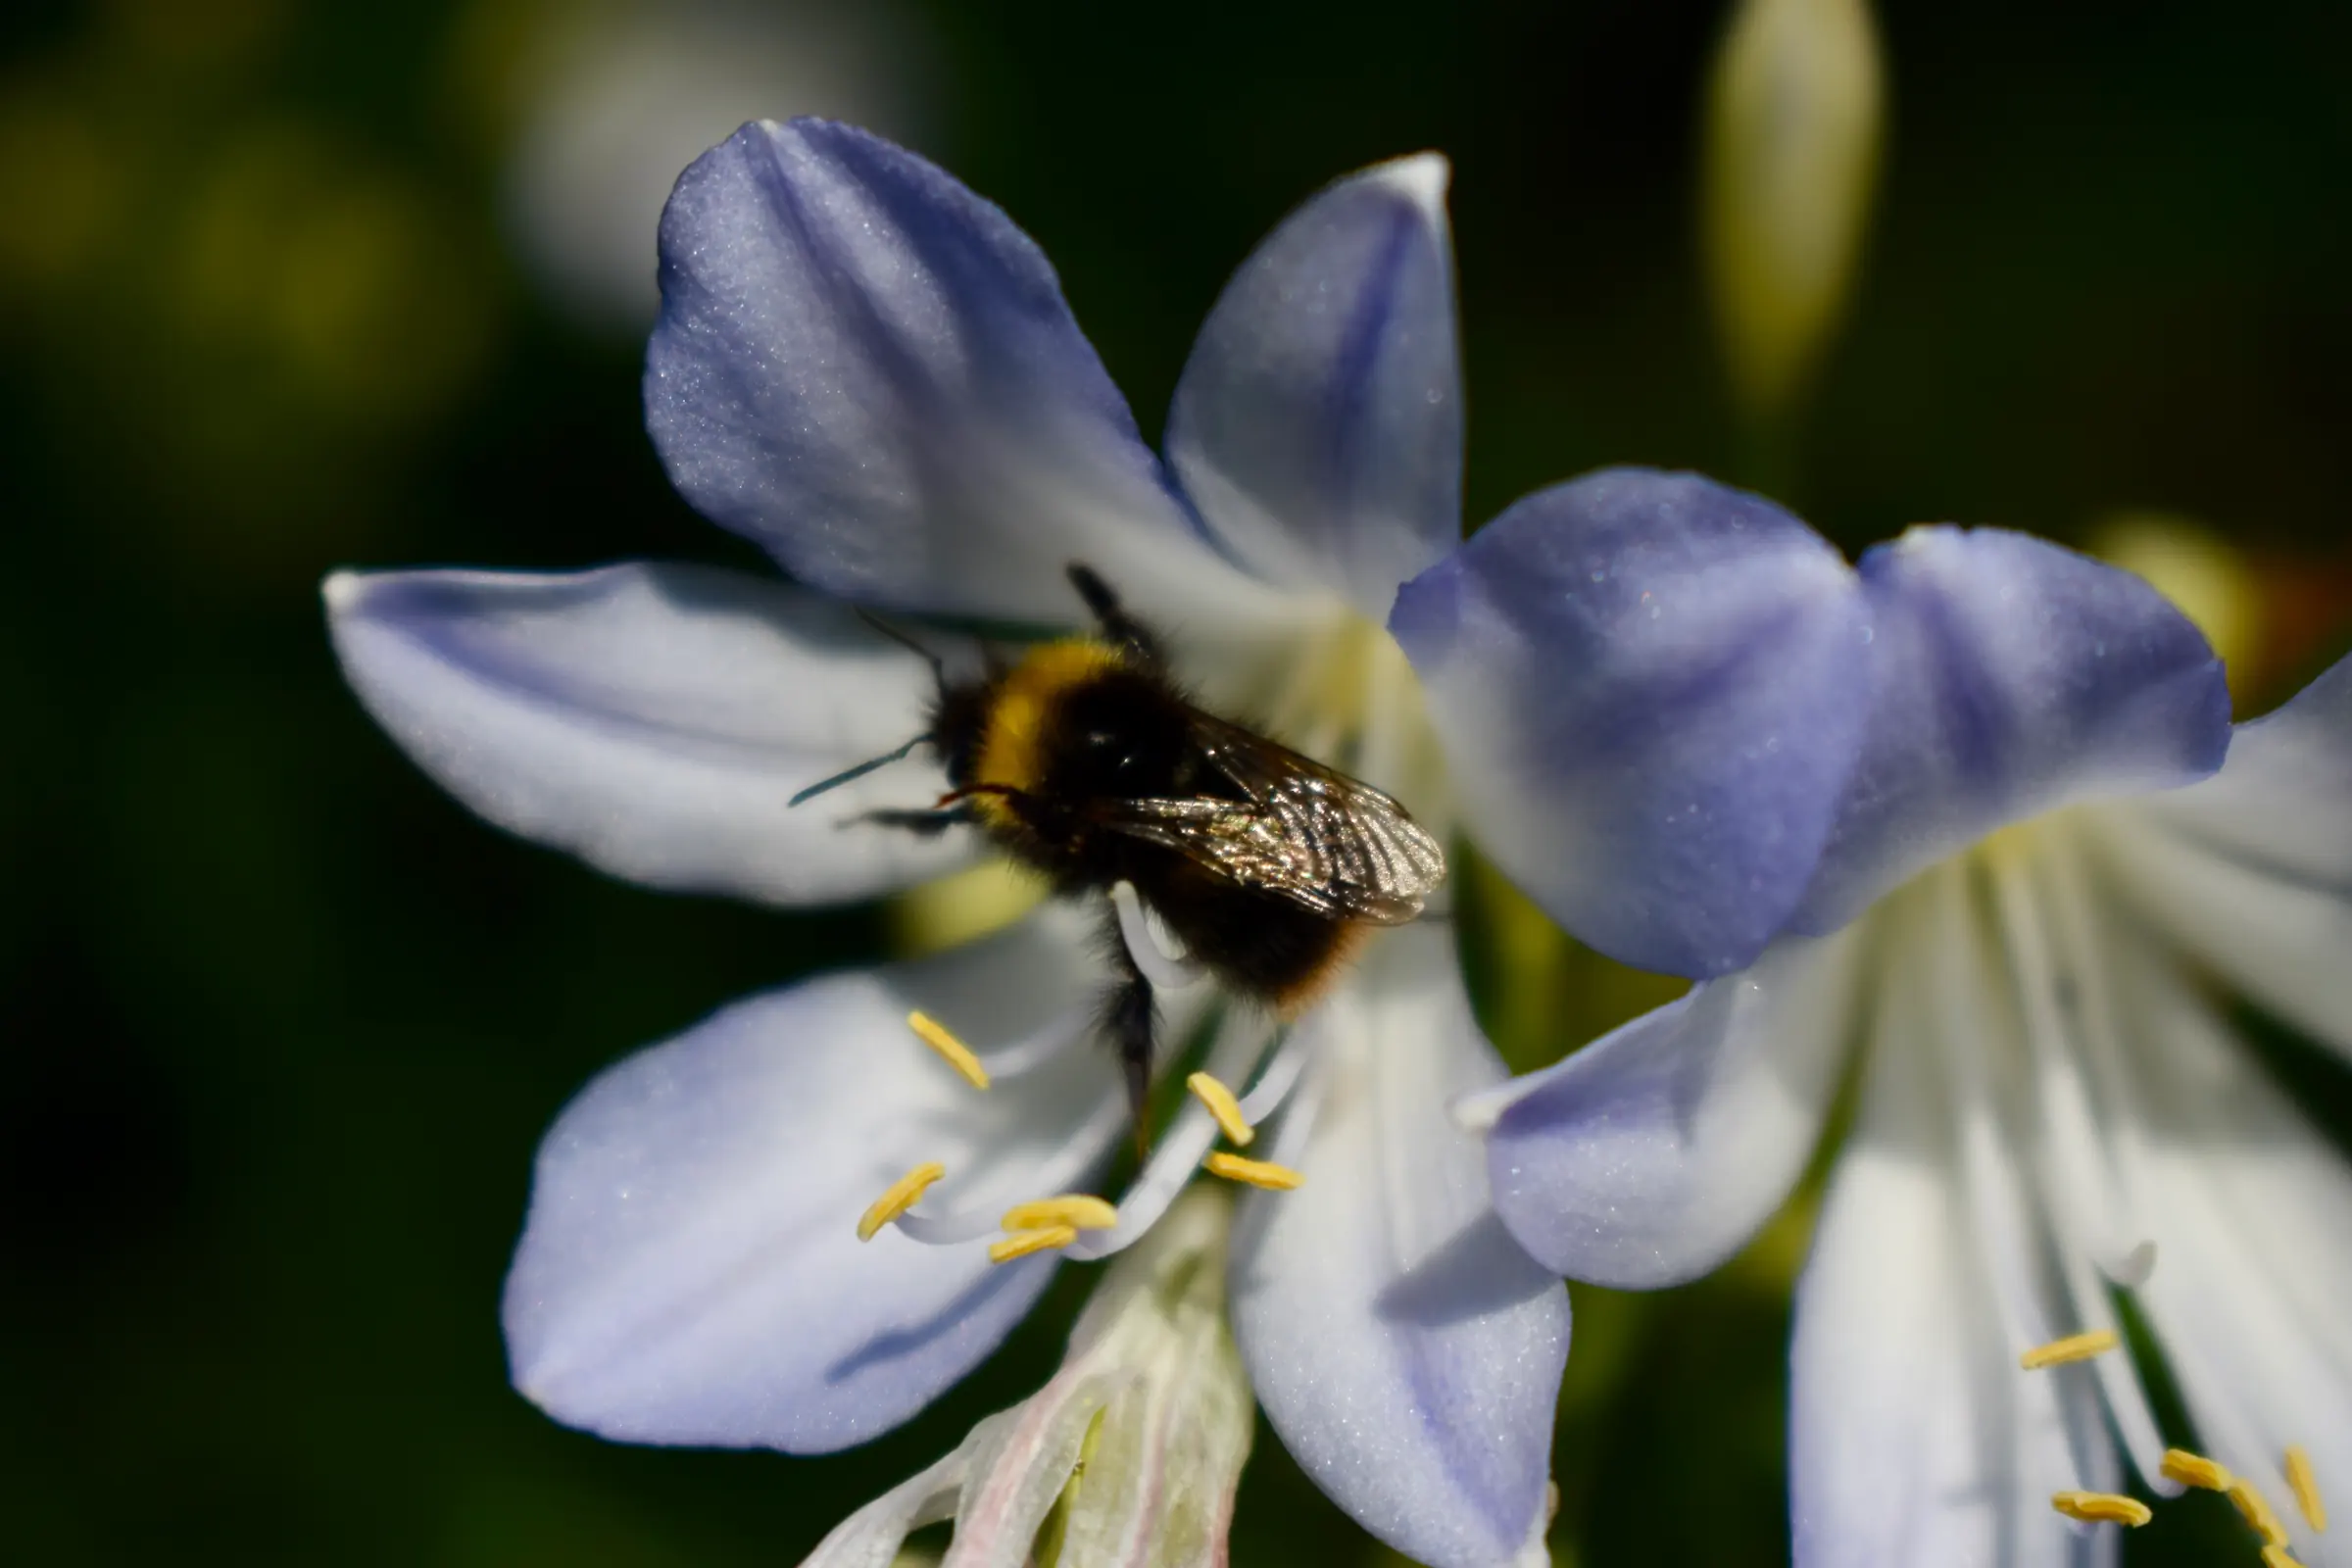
(938, 641), (1354, 1012)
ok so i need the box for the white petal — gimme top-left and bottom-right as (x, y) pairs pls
(2093, 923), (2352, 1562)
(1479, 922), (1867, 1287)
(1790, 947), (2111, 1568)
(324, 563), (974, 906)
(1230, 926), (1568, 1568)
(2085, 806), (2352, 1063)
(504, 907), (1125, 1452)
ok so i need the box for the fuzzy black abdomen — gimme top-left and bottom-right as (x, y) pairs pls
(1127, 851), (1358, 1013)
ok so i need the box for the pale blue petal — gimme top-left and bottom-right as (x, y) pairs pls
(1789, 527), (2230, 934)
(505, 909), (1123, 1452)
(1391, 467), (1871, 978)
(1166, 156), (1461, 616)
(1478, 925), (1864, 1287)
(322, 564), (973, 906)
(645, 119), (1254, 624)
(1230, 926), (1568, 1568)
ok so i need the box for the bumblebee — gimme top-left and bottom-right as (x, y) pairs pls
(798, 565), (1446, 1136)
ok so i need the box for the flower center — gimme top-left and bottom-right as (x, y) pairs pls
(1884, 828), (2332, 1558)
(2018, 1338), (2327, 1553)
(853, 968), (1310, 1265)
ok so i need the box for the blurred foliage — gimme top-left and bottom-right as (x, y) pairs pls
(4, 1), (2351, 1565)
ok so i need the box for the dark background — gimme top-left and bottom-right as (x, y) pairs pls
(4, 1), (2348, 1563)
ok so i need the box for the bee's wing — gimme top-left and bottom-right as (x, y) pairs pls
(1093, 713), (1446, 923)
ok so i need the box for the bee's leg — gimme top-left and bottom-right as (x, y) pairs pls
(1066, 563), (1164, 667)
(850, 804), (974, 839)
(1099, 931), (1158, 1158)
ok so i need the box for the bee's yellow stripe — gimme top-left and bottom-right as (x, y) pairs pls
(971, 640), (1124, 823)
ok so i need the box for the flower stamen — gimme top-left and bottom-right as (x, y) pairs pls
(1204, 1152), (1302, 1190)
(1002, 1195), (1118, 1232)
(858, 1162), (947, 1241)
(2260, 1545), (2302, 1568)
(1110, 880), (1203, 991)
(2159, 1448), (2233, 1493)
(989, 1225), (1079, 1263)
(2285, 1446), (2327, 1533)
(908, 1009), (990, 1089)
(1187, 1071), (1253, 1147)
(2230, 1477), (2292, 1548)
(2019, 1329), (2120, 1369)
(2051, 1492), (2152, 1527)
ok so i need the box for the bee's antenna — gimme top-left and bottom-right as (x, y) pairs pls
(855, 607), (946, 684)
(788, 735), (928, 808)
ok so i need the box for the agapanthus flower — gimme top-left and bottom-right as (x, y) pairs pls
(803, 1186), (1252, 1568)
(322, 122), (1862, 1566)
(1438, 467), (2351, 1566)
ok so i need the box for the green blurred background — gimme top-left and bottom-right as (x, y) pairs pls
(4, 1), (2349, 1563)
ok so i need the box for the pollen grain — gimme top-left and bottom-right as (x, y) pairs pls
(2230, 1477), (2292, 1547)
(2019, 1329), (2120, 1370)
(2285, 1445), (2327, 1533)
(908, 1009), (991, 1089)
(2050, 1492), (2152, 1528)
(989, 1224), (1079, 1264)
(857, 1161), (947, 1241)
(1001, 1195), (1118, 1233)
(1204, 1152), (1303, 1191)
(1187, 1071), (1253, 1147)
(2159, 1448), (2233, 1493)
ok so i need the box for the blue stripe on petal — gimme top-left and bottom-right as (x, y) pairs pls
(1230, 927), (1567, 1568)
(1393, 467), (1871, 978)
(322, 563), (972, 906)
(645, 120), (1242, 623)
(1167, 155), (1463, 615)
(1788, 527), (2231, 934)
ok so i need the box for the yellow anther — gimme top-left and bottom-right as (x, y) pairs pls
(857, 1161), (946, 1242)
(2019, 1329), (2120, 1370)
(2050, 1492), (2152, 1528)
(1187, 1071), (1254, 1147)
(2261, 1546), (2302, 1568)
(988, 1224), (1078, 1263)
(2159, 1447), (2233, 1493)
(908, 1009), (990, 1089)
(2230, 1477), (2292, 1547)
(1001, 1195), (1118, 1232)
(2285, 1445), (2328, 1533)
(1204, 1152), (1303, 1191)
